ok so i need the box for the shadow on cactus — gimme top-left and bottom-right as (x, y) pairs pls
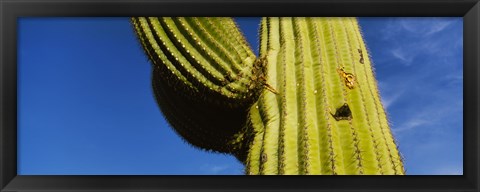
(131, 17), (405, 175)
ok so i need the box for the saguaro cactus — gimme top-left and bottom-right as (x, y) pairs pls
(132, 17), (405, 175)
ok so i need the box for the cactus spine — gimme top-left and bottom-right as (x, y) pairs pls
(132, 17), (405, 175)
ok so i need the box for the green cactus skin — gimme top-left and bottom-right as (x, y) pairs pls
(132, 17), (405, 175)
(132, 17), (260, 106)
(131, 17), (261, 154)
(244, 17), (404, 175)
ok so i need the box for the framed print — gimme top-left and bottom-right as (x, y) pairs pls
(1, 0), (479, 191)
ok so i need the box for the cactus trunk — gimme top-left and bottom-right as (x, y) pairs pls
(244, 17), (404, 175)
(132, 17), (405, 175)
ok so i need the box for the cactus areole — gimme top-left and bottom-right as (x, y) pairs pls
(132, 17), (405, 175)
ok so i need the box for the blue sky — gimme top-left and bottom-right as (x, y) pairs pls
(17, 17), (462, 175)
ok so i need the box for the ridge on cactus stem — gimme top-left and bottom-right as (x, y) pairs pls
(132, 17), (405, 175)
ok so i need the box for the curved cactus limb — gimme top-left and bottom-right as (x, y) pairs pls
(132, 17), (261, 153)
(132, 17), (260, 107)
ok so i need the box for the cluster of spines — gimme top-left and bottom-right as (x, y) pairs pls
(244, 17), (404, 175)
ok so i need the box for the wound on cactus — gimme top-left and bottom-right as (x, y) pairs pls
(358, 48), (364, 64)
(260, 77), (279, 95)
(337, 67), (356, 89)
(331, 103), (353, 121)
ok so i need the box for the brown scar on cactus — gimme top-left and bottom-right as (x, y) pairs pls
(260, 76), (279, 95)
(261, 153), (268, 163)
(253, 56), (278, 95)
(337, 67), (356, 89)
(330, 103), (353, 121)
(358, 48), (364, 64)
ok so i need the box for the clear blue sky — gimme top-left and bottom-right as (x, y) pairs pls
(17, 17), (462, 175)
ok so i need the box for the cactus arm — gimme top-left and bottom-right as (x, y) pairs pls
(132, 17), (259, 107)
(216, 18), (255, 61)
(176, 18), (242, 74)
(132, 17), (262, 153)
(132, 17), (197, 92)
(158, 18), (227, 87)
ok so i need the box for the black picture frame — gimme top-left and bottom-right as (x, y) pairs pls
(1, 0), (478, 191)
